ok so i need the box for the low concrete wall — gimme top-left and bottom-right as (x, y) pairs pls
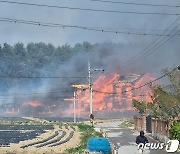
(151, 119), (169, 142)
(134, 115), (170, 142)
(134, 115), (147, 132)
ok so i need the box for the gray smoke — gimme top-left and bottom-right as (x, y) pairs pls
(0, 0), (179, 117)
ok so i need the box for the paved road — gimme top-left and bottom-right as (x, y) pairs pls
(95, 121), (179, 154)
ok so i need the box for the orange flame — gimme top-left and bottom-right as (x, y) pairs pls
(23, 101), (43, 107)
(5, 107), (19, 114)
(72, 84), (88, 89)
(66, 73), (154, 116)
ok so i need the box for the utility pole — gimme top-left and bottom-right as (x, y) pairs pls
(88, 61), (93, 115)
(73, 90), (76, 123)
(88, 61), (104, 115)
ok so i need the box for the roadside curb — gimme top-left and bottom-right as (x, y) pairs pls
(146, 134), (160, 143)
(100, 128), (118, 154)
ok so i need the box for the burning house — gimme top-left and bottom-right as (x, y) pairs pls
(0, 73), (154, 117)
(66, 73), (154, 117)
(0, 101), (57, 116)
(0, 103), (20, 115)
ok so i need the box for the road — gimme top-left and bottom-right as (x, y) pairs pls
(95, 121), (179, 154)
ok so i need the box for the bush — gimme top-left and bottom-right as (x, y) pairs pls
(169, 122), (180, 141)
(120, 120), (134, 128)
(66, 123), (103, 153)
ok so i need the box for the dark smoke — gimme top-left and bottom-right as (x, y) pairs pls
(0, 40), (179, 117)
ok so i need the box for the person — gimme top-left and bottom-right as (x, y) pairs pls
(136, 131), (149, 153)
(136, 131), (149, 145)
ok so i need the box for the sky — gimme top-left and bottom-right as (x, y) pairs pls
(0, 0), (180, 46)
(0, 0), (179, 73)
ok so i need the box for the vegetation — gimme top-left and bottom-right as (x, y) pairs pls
(169, 121), (180, 141)
(0, 42), (93, 91)
(66, 123), (103, 154)
(132, 100), (147, 115)
(133, 66), (180, 138)
(133, 66), (180, 121)
(120, 120), (134, 128)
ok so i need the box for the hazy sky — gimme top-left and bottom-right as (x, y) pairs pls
(0, 0), (180, 46)
(0, 0), (180, 113)
(0, 0), (180, 74)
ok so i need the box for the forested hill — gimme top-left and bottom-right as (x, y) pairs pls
(0, 42), (93, 77)
(0, 42), (94, 91)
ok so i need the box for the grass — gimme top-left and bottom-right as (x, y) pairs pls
(120, 120), (134, 128)
(66, 123), (103, 154)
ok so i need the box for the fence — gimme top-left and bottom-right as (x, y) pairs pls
(151, 119), (169, 142)
(134, 115), (147, 132)
(134, 115), (170, 142)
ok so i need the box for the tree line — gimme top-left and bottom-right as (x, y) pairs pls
(133, 66), (180, 140)
(0, 42), (93, 91)
(133, 66), (180, 121)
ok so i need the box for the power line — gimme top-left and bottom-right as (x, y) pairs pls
(126, 52), (179, 73)
(94, 65), (179, 94)
(0, 74), (99, 79)
(88, 0), (180, 8)
(116, 26), (180, 70)
(93, 89), (147, 96)
(111, 17), (180, 69)
(0, 75), (88, 79)
(0, 90), (74, 97)
(0, 17), (180, 37)
(106, 16), (180, 71)
(0, 96), (70, 100)
(0, 0), (179, 16)
(0, 67), (178, 99)
(90, 26), (179, 32)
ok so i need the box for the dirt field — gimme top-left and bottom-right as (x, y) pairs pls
(0, 117), (81, 154)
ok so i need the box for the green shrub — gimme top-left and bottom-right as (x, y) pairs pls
(169, 122), (180, 141)
(66, 123), (103, 153)
(120, 120), (134, 128)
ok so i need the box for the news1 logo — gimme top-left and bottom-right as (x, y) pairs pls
(165, 140), (179, 153)
(138, 140), (179, 153)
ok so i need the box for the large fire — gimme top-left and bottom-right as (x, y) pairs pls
(0, 73), (154, 116)
(23, 101), (43, 107)
(66, 73), (154, 116)
(4, 107), (19, 114)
